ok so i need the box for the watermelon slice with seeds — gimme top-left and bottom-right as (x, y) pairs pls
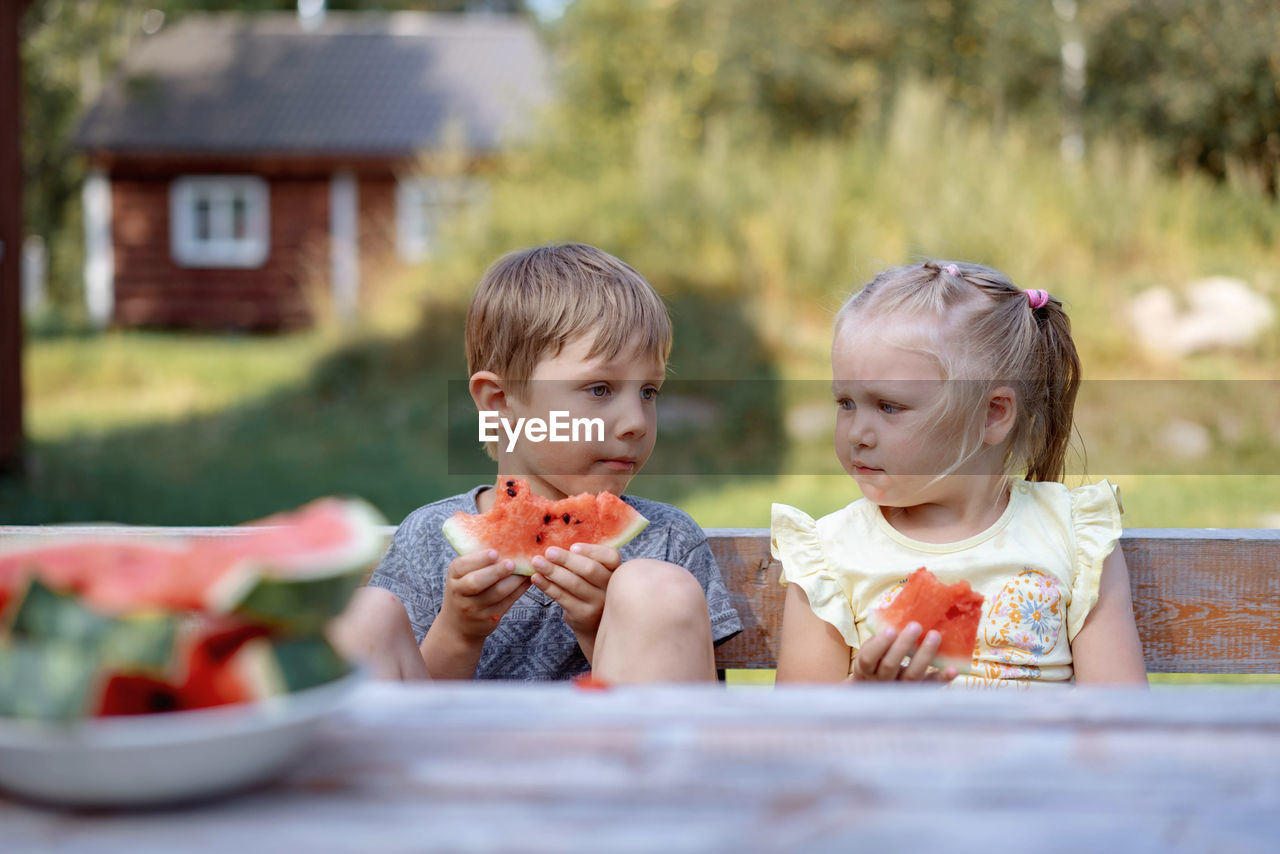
(865, 567), (985, 673)
(0, 498), (383, 721)
(442, 479), (648, 575)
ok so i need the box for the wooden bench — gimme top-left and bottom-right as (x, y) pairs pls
(707, 528), (1280, 674)
(4, 525), (1277, 674)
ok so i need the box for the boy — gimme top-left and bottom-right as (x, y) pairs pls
(332, 244), (741, 681)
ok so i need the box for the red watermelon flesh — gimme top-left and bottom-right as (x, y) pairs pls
(0, 540), (185, 616)
(94, 621), (266, 716)
(183, 498), (386, 612)
(0, 498), (385, 618)
(96, 673), (183, 716)
(865, 568), (985, 672)
(442, 480), (649, 575)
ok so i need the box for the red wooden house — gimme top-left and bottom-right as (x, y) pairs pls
(73, 12), (550, 329)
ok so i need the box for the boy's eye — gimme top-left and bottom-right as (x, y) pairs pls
(835, 398), (854, 411)
(641, 386), (660, 401)
(587, 384), (611, 398)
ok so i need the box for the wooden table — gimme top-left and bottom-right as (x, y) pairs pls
(5, 682), (1280, 853)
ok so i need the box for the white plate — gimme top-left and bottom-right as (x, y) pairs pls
(0, 673), (360, 807)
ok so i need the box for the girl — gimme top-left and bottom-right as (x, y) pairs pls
(774, 260), (1147, 686)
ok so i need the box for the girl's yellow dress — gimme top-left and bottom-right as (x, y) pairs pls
(771, 479), (1123, 686)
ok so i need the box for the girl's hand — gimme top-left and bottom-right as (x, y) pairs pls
(848, 622), (959, 683)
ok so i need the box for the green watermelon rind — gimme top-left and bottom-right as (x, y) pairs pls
(222, 568), (368, 634)
(864, 607), (979, 675)
(0, 639), (104, 721)
(203, 498), (388, 622)
(235, 635), (353, 700)
(7, 578), (180, 675)
(442, 505), (649, 577)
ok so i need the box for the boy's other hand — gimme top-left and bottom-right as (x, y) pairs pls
(847, 622), (959, 684)
(439, 549), (532, 641)
(530, 543), (620, 654)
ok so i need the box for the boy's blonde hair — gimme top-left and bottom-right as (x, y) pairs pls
(466, 243), (673, 401)
(836, 259), (1081, 483)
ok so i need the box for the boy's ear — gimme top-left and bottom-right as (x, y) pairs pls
(469, 371), (509, 415)
(983, 386), (1017, 446)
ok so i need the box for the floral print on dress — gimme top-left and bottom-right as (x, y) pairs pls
(868, 578), (907, 612)
(979, 568), (1064, 679)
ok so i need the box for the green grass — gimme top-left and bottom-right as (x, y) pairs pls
(4, 84), (1278, 527)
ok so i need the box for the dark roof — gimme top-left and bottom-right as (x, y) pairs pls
(75, 12), (552, 157)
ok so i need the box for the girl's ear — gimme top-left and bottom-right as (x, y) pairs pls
(983, 386), (1017, 446)
(469, 371), (508, 415)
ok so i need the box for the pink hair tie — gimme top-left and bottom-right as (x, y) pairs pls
(943, 264), (959, 277)
(1026, 289), (1050, 310)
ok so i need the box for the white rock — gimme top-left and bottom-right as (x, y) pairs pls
(785, 403), (834, 440)
(1128, 277), (1275, 357)
(1158, 419), (1212, 459)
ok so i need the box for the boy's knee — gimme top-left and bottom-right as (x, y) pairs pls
(606, 559), (707, 625)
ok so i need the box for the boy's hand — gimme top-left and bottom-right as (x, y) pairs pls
(437, 549), (532, 642)
(530, 543), (621, 659)
(848, 622), (959, 683)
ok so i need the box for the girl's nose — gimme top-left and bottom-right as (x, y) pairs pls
(845, 412), (874, 448)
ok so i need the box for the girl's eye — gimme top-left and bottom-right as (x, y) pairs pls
(879, 401), (902, 414)
(641, 386), (660, 401)
(587, 384), (610, 398)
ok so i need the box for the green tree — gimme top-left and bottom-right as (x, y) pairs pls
(1084, 0), (1280, 191)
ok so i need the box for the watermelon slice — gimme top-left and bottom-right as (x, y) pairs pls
(0, 538), (186, 617)
(0, 498), (386, 625)
(865, 568), (985, 673)
(0, 497), (383, 721)
(442, 480), (649, 576)
(95, 625), (351, 716)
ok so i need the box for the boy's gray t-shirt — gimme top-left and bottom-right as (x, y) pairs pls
(368, 486), (743, 681)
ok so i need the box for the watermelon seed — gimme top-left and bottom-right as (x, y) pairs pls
(562, 514), (571, 524)
(535, 535), (542, 543)
(507, 488), (517, 497)
(506, 480), (515, 487)
(543, 514), (552, 523)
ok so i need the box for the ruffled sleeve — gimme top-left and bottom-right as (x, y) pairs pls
(770, 503), (858, 647)
(1066, 480), (1124, 641)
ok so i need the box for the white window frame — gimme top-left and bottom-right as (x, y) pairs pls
(395, 176), (482, 262)
(169, 175), (270, 268)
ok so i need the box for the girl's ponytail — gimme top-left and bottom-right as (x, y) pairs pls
(1024, 297), (1081, 482)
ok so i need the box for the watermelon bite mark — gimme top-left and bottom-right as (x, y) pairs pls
(442, 480), (649, 575)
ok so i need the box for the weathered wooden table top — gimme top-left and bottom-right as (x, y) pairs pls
(6, 682), (1280, 854)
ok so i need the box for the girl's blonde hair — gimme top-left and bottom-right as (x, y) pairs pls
(835, 259), (1081, 482)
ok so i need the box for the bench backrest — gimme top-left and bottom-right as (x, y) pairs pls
(707, 528), (1280, 674)
(4, 525), (1276, 674)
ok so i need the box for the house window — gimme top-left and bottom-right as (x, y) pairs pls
(395, 176), (481, 262)
(170, 176), (269, 268)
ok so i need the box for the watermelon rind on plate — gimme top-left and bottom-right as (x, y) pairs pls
(0, 496), (385, 723)
(199, 497), (389, 626)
